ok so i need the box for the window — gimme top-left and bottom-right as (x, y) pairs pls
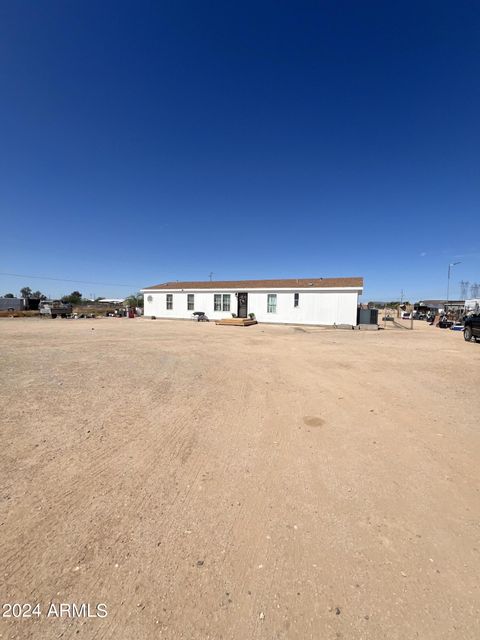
(187, 294), (194, 311)
(214, 293), (231, 311)
(147, 295), (153, 303)
(294, 293), (299, 307)
(267, 293), (277, 313)
(166, 294), (173, 310)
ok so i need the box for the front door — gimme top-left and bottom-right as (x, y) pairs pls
(237, 292), (248, 318)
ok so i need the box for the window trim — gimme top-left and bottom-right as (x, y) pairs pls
(214, 293), (231, 312)
(267, 293), (277, 313)
(187, 293), (194, 311)
(166, 293), (173, 310)
(294, 292), (299, 308)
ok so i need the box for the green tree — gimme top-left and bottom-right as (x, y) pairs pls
(20, 286), (32, 298)
(4, 293), (15, 298)
(125, 293), (144, 308)
(62, 291), (82, 304)
(31, 290), (45, 299)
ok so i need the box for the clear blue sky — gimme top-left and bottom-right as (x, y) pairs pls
(1, 1), (479, 301)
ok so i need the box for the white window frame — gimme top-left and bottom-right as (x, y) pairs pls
(267, 293), (277, 313)
(187, 294), (194, 311)
(214, 294), (231, 312)
(166, 294), (173, 310)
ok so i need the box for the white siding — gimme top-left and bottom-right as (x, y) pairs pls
(143, 288), (360, 326)
(144, 291), (237, 321)
(248, 290), (358, 325)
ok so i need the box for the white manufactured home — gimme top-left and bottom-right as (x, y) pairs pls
(141, 277), (363, 326)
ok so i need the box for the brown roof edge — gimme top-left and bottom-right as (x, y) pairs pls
(142, 277), (364, 290)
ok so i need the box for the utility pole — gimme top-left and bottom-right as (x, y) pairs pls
(447, 262), (461, 303)
(209, 272), (214, 282)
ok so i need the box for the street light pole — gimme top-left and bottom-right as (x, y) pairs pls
(447, 261), (461, 304)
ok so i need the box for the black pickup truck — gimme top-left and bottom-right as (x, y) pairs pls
(464, 314), (480, 342)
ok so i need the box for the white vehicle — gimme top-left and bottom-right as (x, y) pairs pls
(39, 300), (73, 319)
(401, 311), (411, 320)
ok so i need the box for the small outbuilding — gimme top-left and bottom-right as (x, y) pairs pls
(141, 277), (363, 326)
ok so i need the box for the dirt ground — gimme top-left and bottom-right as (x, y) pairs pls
(1, 318), (479, 640)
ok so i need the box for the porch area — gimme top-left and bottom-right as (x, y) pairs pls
(215, 318), (258, 327)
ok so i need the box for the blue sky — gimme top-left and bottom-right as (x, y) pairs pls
(1, 1), (479, 301)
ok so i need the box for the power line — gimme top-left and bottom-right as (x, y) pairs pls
(0, 272), (137, 288)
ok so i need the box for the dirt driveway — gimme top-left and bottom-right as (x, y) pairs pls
(1, 318), (479, 639)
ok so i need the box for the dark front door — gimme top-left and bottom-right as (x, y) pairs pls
(237, 292), (248, 318)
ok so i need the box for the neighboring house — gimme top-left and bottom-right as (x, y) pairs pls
(415, 299), (465, 314)
(141, 277), (363, 326)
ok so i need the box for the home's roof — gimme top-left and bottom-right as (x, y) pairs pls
(143, 277), (363, 291)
